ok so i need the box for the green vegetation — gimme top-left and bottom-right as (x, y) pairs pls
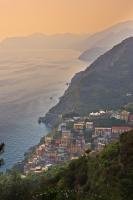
(62, 112), (80, 119)
(0, 131), (132, 200)
(124, 102), (133, 113)
(92, 118), (126, 127)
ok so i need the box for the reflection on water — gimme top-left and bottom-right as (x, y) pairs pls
(0, 49), (86, 171)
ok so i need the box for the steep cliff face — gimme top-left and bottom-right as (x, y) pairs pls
(44, 37), (133, 127)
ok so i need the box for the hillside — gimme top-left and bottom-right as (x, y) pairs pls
(0, 131), (132, 200)
(53, 130), (133, 200)
(79, 21), (133, 62)
(44, 37), (133, 127)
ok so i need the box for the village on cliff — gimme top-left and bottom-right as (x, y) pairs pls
(24, 109), (133, 174)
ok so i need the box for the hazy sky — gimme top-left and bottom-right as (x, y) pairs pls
(0, 0), (133, 39)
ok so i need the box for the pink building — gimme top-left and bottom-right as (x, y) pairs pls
(128, 114), (133, 124)
(112, 126), (133, 134)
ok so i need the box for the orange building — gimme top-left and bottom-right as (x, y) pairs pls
(74, 122), (85, 130)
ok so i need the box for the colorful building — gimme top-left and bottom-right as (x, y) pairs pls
(112, 126), (132, 134)
(94, 127), (112, 137)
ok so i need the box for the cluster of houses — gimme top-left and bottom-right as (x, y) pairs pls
(92, 110), (133, 150)
(24, 109), (133, 174)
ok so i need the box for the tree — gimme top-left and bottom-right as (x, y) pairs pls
(0, 143), (5, 167)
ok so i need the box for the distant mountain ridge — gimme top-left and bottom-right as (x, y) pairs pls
(79, 21), (133, 62)
(44, 37), (133, 127)
(1, 21), (133, 55)
(0, 33), (89, 50)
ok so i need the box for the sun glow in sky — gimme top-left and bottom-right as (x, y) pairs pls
(0, 0), (133, 39)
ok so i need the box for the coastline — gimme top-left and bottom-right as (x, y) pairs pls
(12, 125), (52, 173)
(0, 48), (86, 173)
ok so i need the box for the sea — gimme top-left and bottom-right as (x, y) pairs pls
(0, 49), (86, 172)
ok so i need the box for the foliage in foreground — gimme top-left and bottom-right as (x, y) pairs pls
(0, 131), (133, 200)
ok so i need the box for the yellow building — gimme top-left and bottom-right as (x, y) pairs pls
(45, 136), (53, 144)
(74, 122), (85, 130)
(120, 110), (130, 122)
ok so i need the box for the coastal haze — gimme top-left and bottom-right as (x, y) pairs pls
(0, 48), (86, 171)
(79, 21), (133, 62)
(0, 19), (132, 170)
(0, 20), (133, 171)
(0, 0), (133, 172)
(0, 0), (133, 39)
(0, 1), (133, 199)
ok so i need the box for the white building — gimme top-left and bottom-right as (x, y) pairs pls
(86, 122), (94, 130)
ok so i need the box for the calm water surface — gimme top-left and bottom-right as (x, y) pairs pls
(0, 49), (86, 171)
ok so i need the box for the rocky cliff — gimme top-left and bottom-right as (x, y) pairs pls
(44, 37), (133, 127)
